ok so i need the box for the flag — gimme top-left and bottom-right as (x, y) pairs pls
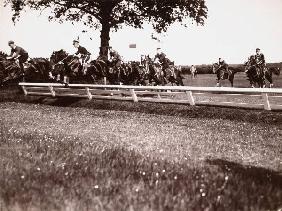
(129, 44), (136, 48)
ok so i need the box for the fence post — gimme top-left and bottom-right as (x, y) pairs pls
(21, 86), (28, 96)
(130, 89), (138, 102)
(85, 87), (92, 100)
(186, 91), (195, 106)
(261, 92), (271, 110)
(49, 86), (56, 97)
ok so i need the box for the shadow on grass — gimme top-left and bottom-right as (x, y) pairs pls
(206, 158), (282, 188)
(1, 130), (282, 211)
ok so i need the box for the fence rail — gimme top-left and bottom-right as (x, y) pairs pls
(19, 82), (282, 111)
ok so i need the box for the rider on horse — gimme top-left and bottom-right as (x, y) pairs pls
(6, 41), (29, 76)
(154, 48), (173, 70)
(109, 47), (122, 69)
(73, 40), (91, 73)
(245, 48), (266, 74)
(255, 48), (266, 70)
(216, 58), (229, 79)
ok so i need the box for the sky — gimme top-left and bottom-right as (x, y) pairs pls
(0, 0), (282, 65)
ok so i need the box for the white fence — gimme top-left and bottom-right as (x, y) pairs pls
(18, 82), (282, 111)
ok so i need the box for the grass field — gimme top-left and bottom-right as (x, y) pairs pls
(182, 72), (282, 88)
(0, 74), (282, 210)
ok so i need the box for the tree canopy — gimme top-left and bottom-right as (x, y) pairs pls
(5, 0), (208, 58)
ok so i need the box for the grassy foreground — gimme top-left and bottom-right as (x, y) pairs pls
(0, 100), (282, 211)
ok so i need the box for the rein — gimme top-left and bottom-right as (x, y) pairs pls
(52, 55), (71, 67)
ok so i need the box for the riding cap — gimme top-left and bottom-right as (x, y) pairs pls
(73, 40), (79, 44)
(256, 48), (260, 51)
(8, 40), (15, 45)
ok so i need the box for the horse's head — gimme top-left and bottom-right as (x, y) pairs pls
(50, 49), (68, 64)
(269, 67), (281, 76)
(212, 63), (218, 73)
(0, 51), (8, 61)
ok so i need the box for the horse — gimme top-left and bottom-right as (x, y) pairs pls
(85, 58), (108, 84)
(130, 62), (147, 86)
(24, 58), (53, 82)
(212, 63), (237, 87)
(50, 49), (84, 83)
(147, 62), (166, 86)
(245, 59), (280, 88)
(173, 66), (185, 86)
(106, 60), (121, 85)
(0, 51), (24, 84)
(163, 65), (184, 86)
(265, 67), (280, 87)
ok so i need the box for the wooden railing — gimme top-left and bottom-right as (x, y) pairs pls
(19, 82), (282, 111)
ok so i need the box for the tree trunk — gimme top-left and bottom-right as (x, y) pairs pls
(99, 22), (111, 61)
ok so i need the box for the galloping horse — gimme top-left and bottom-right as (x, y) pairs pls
(0, 51), (24, 84)
(0, 51), (53, 84)
(85, 58), (108, 83)
(148, 62), (166, 86)
(50, 50), (84, 83)
(212, 63), (237, 87)
(24, 58), (53, 82)
(163, 65), (184, 86)
(130, 62), (147, 86)
(266, 67), (280, 87)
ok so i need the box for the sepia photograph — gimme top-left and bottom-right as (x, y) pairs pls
(0, 0), (282, 210)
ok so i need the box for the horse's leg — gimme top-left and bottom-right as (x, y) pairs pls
(266, 72), (273, 88)
(229, 74), (234, 87)
(229, 79), (233, 87)
(216, 70), (221, 87)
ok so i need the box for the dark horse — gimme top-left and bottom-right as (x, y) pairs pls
(118, 62), (147, 85)
(244, 56), (280, 88)
(148, 62), (166, 86)
(86, 58), (108, 84)
(24, 58), (53, 82)
(50, 50), (110, 84)
(163, 65), (184, 86)
(0, 51), (23, 85)
(0, 51), (53, 84)
(212, 63), (238, 87)
(50, 49), (85, 83)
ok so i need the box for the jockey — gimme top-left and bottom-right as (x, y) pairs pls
(217, 58), (229, 71)
(154, 48), (173, 70)
(216, 58), (229, 79)
(73, 40), (91, 65)
(109, 47), (122, 68)
(6, 40), (29, 73)
(255, 48), (266, 69)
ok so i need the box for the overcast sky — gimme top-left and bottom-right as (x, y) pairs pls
(0, 0), (282, 65)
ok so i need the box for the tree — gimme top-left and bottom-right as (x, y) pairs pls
(5, 0), (208, 59)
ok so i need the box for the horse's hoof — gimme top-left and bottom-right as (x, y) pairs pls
(270, 84), (274, 88)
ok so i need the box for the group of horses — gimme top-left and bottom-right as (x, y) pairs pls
(0, 50), (280, 88)
(0, 50), (184, 87)
(212, 60), (280, 88)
